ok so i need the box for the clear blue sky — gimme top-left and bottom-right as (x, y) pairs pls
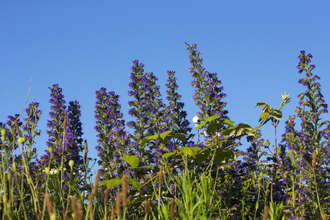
(1, 1), (330, 171)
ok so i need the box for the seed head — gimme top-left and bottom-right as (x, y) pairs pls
(312, 153), (317, 168)
(158, 172), (163, 188)
(170, 199), (175, 218)
(144, 199), (150, 214)
(116, 193), (122, 215)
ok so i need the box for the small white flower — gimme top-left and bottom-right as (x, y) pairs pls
(81, 177), (85, 180)
(78, 170), (82, 174)
(50, 169), (58, 175)
(215, 132), (221, 137)
(202, 131), (209, 137)
(192, 116), (199, 123)
(105, 168), (108, 171)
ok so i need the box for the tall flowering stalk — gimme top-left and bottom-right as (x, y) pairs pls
(127, 60), (167, 168)
(39, 84), (84, 211)
(164, 70), (194, 146)
(279, 51), (330, 219)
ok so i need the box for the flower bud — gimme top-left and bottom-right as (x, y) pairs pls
(18, 137), (27, 144)
(69, 160), (74, 169)
(1, 128), (5, 136)
(273, 146), (276, 151)
(13, 161), (16, 172)
(48, 147), (53, 154)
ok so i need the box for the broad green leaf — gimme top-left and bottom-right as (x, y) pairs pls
(163, 152), (176, 159)
(128, 165), (155, 169)
(196, 121), (207, 130)
(99, 179), (122, 189)
(141, 134), (160, 143)
(222, 119), (235, 126)
(173, 133), (187, 142)
(196, 149), (211, 164)
(128, 178), (143, 191)
(205, 115), (221, 122)
(207, 123), (218, 134)
(213, 148), (234, 166)
(178, 147), (199, 156)
(260, 112), (269, 120)
(122, 155), (139, 168)
(160, 131), (175, 141)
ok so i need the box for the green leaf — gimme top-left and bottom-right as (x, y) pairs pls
(260, 112), (269, 120)
(141, 134), (160, 143)
(222, 119), (235, 126)
(196, 121), (207, 130)
(99, 179), (122, 189)
(173, 133), (187, 142)
(178, 147), (199, 156)
(213, 148), (234, 166)
(122, 155), (139, 168)
(204, 115), (221, 122)
(128, 165), (155, 169)
(207, 123), (218, 134)
(160, 131), (175, 141)
(128, 179), (143, 191)
(196, 149), (211, 164)
(163, 152), (176, 159)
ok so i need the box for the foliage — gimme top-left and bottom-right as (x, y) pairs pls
(0, 44), (328, 220)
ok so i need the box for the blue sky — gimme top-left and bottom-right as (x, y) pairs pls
(1, 1), (330, 171)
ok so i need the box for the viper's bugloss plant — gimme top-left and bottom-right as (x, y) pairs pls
(2, 44), (330, 220)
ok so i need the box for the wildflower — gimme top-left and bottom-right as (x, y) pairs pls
(192, 116), (199, 123)
(50, 169), (58, 175)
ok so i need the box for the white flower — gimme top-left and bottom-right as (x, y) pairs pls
(81, 191), (88, 197)
(202, 131), (209, 137)
(215, 132), (221, 137)
(192, 116), (199, 123)
(78, 170), (82, 174)
(50, 169), (58, 175)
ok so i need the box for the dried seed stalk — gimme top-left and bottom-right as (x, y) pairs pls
(144, 199), (150, 214)
(122, 175), (128, 208)
(262, 206), (269, 220)
(158, 172), (163, 188)
(104, 189), (109, 205)
(45, 194), (53, 213)
(116, 193), (122, 215)
(170, 199), (175, 219)
(312, 152), (316, 168)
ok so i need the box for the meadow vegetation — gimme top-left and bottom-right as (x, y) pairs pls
(0, 43), (328, 219)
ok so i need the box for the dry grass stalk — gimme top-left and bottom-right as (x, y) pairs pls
(170, 199), (175, 219)
(322, 213), (327, 220)
(45, 194), (53, 213)
(144, 199), (150, 214)
(84, 139), (88, 153)
(122, 175), (128, 208)
(104, 189), (109, 205)
(116, 193), (122, 215)
(71, 197), (79, 220)
(14, 120), (22, 137)
(50, 213), (56, 220)
(262, 205), (269, 220)
(158, 172), (163, 188)
(62, 207), (66, 220)
(89, 170), (102, 199)
(76, 202), (83, 220)
(110, 207), (115, 220)
(88, 201), (94, 220)
(312, 152), (317, 168)
(63, 113), (67, 130)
